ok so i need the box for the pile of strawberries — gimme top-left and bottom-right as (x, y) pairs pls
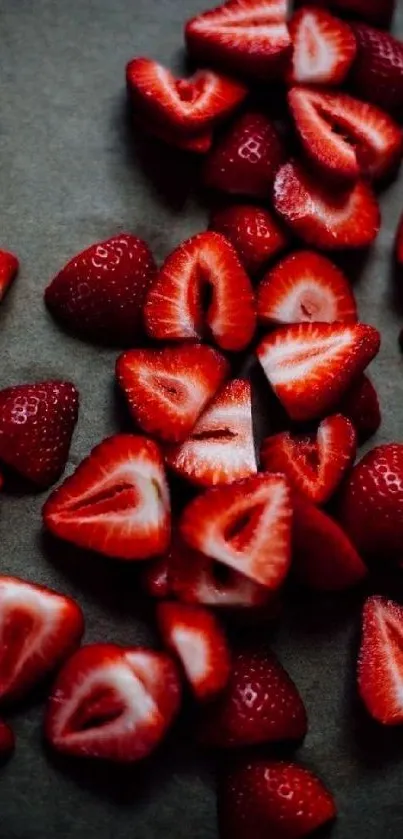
(2, 0), (403, 836)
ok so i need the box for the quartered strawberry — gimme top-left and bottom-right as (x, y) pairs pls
(210, 204), (287, 276)
(296, 0), (395, 28)
(144, 232), (255, 352)
(0, 380), (79, 489)
(337, 374), (381, 443)
(273, 161), (381, 249)
(116, 344), (229, 444)
(0, 720), (15, 760)
(256, 322), (380, 422)
(351, 24), (403, 116)
(165, 379), (257, 488)
(257, 250), (357, 326)
(287, 6), (356, 86)
(157, 602), (230, 701)
(0, 249), (19, 302)
(180, 474), (292, 589)
(358, 596), (403, 725)
(0, 576), (83, 704)
(45, 234), (157, 345)
(133, 110), (213, 153)
(396, 212), (403, 265)
(43, 435), (171, 560)
(141, 555), (171, 600)
(45, 644), (181, 763)
(261, 415), (356, 505)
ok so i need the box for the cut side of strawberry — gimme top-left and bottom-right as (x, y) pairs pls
(337, 374), (381, 443)
(257, 322), (381, 422)
(0, 249), (19, 302)
(209, 204), (287, 276)
(0, 720), (15, 760)
(43, 435), (171, 560)
(351, 24), (403, 116)
(133, 111), (213, 153)
(287, 6), (357, 86)
(358, 596), (403, 725)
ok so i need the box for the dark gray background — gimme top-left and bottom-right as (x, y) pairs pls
(1, 0), (403, 836)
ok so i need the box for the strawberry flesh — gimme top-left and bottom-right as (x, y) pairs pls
(287, 6), (357, 86)
(209, 204), (287, 275)
(0, 249), (19, 302)
(358, 596), (403, 725)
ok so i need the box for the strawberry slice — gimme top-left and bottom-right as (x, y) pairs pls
(144, 232), (256, 352)
(0, 576), (83, 704)
(209, 204), (287, 275)
(287, 6), (357, 86)
(180, 474), (292, 589)
(257, 249), (357, 326)
(45, 644), (181, 762)
(0, 249), (19, 302)
(43, 435), (171, 560)
(358, 596), (403, 725)
(0, 720), (14, 760)
(273, 161), (381, 249)
(165, 379), (257, 488)
(256, 322), (381, 422)
(157, 602), (230, 701)
(351, 24), (403, 116)
(337, 374), (381, 443)
(141, 556), (171, 600)
(261, 415), (356, 505)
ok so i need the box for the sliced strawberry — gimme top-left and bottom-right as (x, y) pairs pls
(0, 380), (79, 489)
(299, 0), (395, 30)
(141, 555), (171, 600)
(273, 161), (381, 249)
(180, 474), (292, 589)
(257, 249), (357, 326)
(0, 576), (83, 704)
(0, 249), (19, 302)
(166, 379), (257, 488)
(133, 110), (213, 153)
(144, 232), (256, 352)
(351, 24), (403, 116)
(209, 204), (287, 275)
(43, 435), (171, 560)
(157, 602), (230, 701)
(396, 212), (403, 265)
(261, 415), (356, 505)
(337, 374), (381, 443)
(287, 6), (356, 86)
(0, 720), (14, 760)
(358, 596), (403, 725)
(45, 644), (181, 762)
(256, 322), (381, 422)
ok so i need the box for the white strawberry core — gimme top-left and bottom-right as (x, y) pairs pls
(171, 626), (207, 687)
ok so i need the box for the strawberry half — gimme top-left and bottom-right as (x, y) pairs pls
(209, 204), (287, 276)
(45, 644), (181, 762)
(273, 161), (381, 249)
(180, 474), (292, 589)
(287, 6), (357, 86)
(0, 576), (83, 704)
(157, 602), (230, 701)
(0, 249), (19, 302)
(0, 380), (79, 489)
(116, 344), (229, 444)
(337, 374), (381, 443)
(257, 249), (357, 326)
(358, 596), (403, 725)
(351, 24), (403, 116)
(0, 720), (14, 760)
(144, 232), (256, 352)
(43, 435), (171, 560)
(261, 414), (356, 505)
(396, 212), (403, 265)
(165, 379), (257, 488)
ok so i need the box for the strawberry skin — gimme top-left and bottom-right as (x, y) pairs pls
(0, 249), (19, 302)
(288, 6), (357, 86)
(0, 720), (15, 760)
(141, 555), (171, 600)
(396, 212), (403, 265)
(351, 24), (403, 116)
(358, 596), (403, 725)
(209, 204), (287, 276)
(296, 0), (395, 29)
(337, 374), (381, 443)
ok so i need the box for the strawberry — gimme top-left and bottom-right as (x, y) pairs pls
(209, 204), (287, 275)
(257, 249), (357, 326)
(157, 602), (230, 700)
(45, 233), (157, 345)
(287, 6), (357, 86)
(218, 759), (336, 839)
(180, 474), (292, 589)
(296, 0), (395, 29)
(165, 379), (257, 488)
(45, 644), (181, 763)
(199, 647), (307, 747)
(337, 374), (381, 443)
(261, 414), (356, 505)
(144, 232), (256, 352)
(273, 161), (381, 249)
(256, 322), (380, 422)
(0, 720), (14, 760)
(185, 0), (291, 81)
(0, 249), (19, 302)
(133, 110), (213, 153)
(0, 576), (83, 704)
(141, 555), (171, 600)
(357, 596), (403, 725)
(396, 212), (403, 265)
(350, 24), (403, 116)
(43, 435), (171, 560)
(0, 380), (79, 488)
(203, 112), (285, 199)
(288, 87), (402, 183)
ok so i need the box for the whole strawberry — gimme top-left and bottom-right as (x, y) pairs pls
(351, 24), (403, 116)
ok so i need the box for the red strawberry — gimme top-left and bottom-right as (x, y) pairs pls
(218, 759), (336, 839)
(45, 644), (181, 763)
(43, 435), (171, 560)
(209, 204), (287, 275)
(0, 249), (19, 302)
(157, 602), (230, 700)
(144, 232), (256, 352)
(0, 576), (83, 704)
(185, 0), (291, 81)
(133, 110), (213, 153)
(396, 212), (403, 265)
(45, 234), (157, 345)
(0, 381), (79, 488)
(287, 6), (356, 86)
(180, 474), (292, 589)
(141, 555), (171, 600)
(0, 720), (14, 760)
(351, 24), (403, 116)
(337, 374), (381, 443)
(273, 161), (381, 249)
(296, 0), (395, 29)
(203, 112), (285, 199)
(256, 322), (380, 422)
(261, 414), (356, 505)
(358, 596), (403, 725)
(166, 379), (257, 488)
(257, 249), (357, 326)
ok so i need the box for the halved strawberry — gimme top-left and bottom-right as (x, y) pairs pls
(396, 212), (403, 265)
(157, 602), (230, 700)
(0, 576), (83, 704)
(209, 204), (287, 276)
(261, 415), (356, 505)
(287, 6), (357, 86)
(141, 555), (171, 600)
(144, 232), (256, 352)
(133, 110), (213, 153)
(43, 435), (171, 560)
(0, 720), (14, 760)
(116, 344), (229, 444)
(0, 249), (19, 302)
(45, 644), (181, 762)
(337, 374), (381, 443)
(257, 249), (357, 326)
(358, 596), (403, 725)
(350, 24), (403, 116)
(256, 322), (381, 422)
(273, 161), (381, 249)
